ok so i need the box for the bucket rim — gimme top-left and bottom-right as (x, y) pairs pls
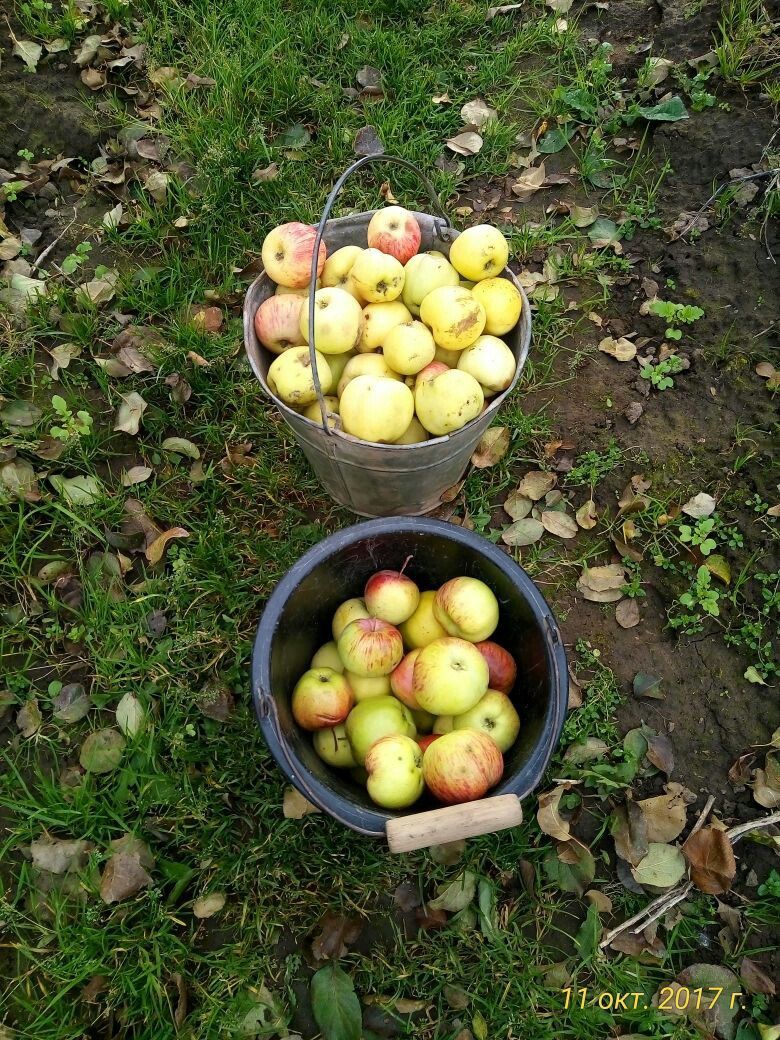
(252, 516), (569, 838)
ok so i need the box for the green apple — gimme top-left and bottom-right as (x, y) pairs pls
(364, 734), (424, 808)
(433, 714), (454, 734)
(311, 641), (344, 673)
(453, 690), (520, 752)
(399, 590), (448, 649)
(433, 576), (499, 642)
(344, 695), (416, 764)
(313, 724), (357, 767)
(292, 668), (354, 731)
(410, 707), (436, 733)
(331, 597), (370, 640)
(411, 637), (489, 715)
(345, 671), (391, 701)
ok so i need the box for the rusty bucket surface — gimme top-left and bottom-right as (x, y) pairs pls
(243, 157), (531, 517)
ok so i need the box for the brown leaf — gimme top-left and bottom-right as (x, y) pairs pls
(188, 305), (223, 333)
(393, 881), (421, 912)
(471, 427), (510, 468)
(517, 470), (556, 501)
(100, 851), (152, 903)
(728, 751), (755, 787)
(504, 490), (533, 520)
(637, 784), (688, 842)
(577, 563), (625, 602)
(585, 889), (613, 914)
(192, 892), (226, 919)
(755, 361), (776, 379)
(81, 975), (108, 1003)
(511, 163), (547, 202)
(80, 66), (107, 90)
(145, 527), (189, 565)
(165, 372), (192, 404)
(428, 839), (466, 865)
(283, 786), (320, 819)
(354, 125), (385, 157)
(415, 906), (448, 931)
(541, 511), (577, 538)
(31, 837), (92, 874)
(311, 913), (363, 961)
(682, 827), (736, 895)
(752, 752), (780, 808)
(251, 162), (279, 184)
(173, 972), (188, 1029)
(610, 928), (666, 962)
(446, 131), (483, 156)
(186, 350), (210, 367)
(645, 733), (675, 776)
(198, 681), (234, 722)
(599, 336), (636, 362)
(110, 834), (155, 870)
(740, 957), (775, 996)
(611, 800), (649, 867)
(575, 500), (598, 529)
(17, 698), (42, 737)
(537, 784), (573, 842)
(624, 401), (643, 424)
(616, 599), (640, 628)
(113, 392), (148, 435)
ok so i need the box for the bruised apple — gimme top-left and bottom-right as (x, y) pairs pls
(419, 286), (486, 351)
(350, 248), (405, 303)
(267, 347), (332, 407)
(448, 225), (509, 283)
(364, 734), (424, 808)
(411, 637), (489, 715)
(345, 695), (416, 764)
(453, 690), (520, 752)
(367, 206), (422, 265)
(262, 222), (326, 288)
(434, 576), (499, 643)
(337, 617), (404, 677)
(339, 376), (414, 443)
(313, 723), (357, 767)
(365, 569), (420, 625)
(254, 294), (305, 354)
(292, 668), (353, 730)
(299, 287), (363, 355)
(474, 641), (517, 694)
(423, 729), (503, 804)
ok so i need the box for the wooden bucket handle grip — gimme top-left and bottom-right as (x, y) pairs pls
(385, 794), (523, 853)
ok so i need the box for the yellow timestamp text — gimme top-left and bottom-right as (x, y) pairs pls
(561, 986), (743, 1012)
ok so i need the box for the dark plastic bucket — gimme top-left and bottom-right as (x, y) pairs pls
(252, 518), (568, 844)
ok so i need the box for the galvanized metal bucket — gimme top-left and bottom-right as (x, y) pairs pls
(243, 154), (531, 517)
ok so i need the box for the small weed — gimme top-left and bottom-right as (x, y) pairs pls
(678, 517), (717, 556)
(647, 298), (705, 340)
(674, 66), (717, 111)
(621, 560), (646, 598)
(60, 241), (93, 277)
(669, 565), (721, 633)
(640, 355), (686, 390)
(49, 394), (94, 442)
(1, 180), (28, 203)
(565, 438), (627, 487)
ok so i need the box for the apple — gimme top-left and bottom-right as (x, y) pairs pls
(457, 335), (516, 396)
(411, 707), (435, 732)
(434, 345), (461, 368)
(472, 277), (522, 335)
(419, 286), (486, 351)
(358, 301), (412, 353)
(364, 734), (424, 808)
(262, 222), (326, 288)
(339, 376), (415, 443)
(299, 287), (363, 355)
(337, 617), (404, 677)
(414, 361), (449, 390)
(324, 350), (354, 387)
(402, 252), (460, 315)
(423, 729), (503, 804)
(311, 641), (344, 673)
(394, 416), (429, 445)
(474, 641), (517, 694)
(367, 206), (421, 265)
(345, 671), (391, 701)
(399, 590), (448, 649)
(448, 225), (509, 283)
(254, 294), (305, 354)
(365, 569), (420, 625)
(321, 245), (364, 300)
(332, 597), (370, 640)
(417, 733), (442, 752)
(350, 248), (405, 303)
(415, 369), (484, 436)
(389, 648), (421, 709)
(344, 695), (416, 764)
(276, 279), (321, 298)
(267, 346), (332, 407)
(337, 353), (401, 397)
(382, 321), (436, 375)
(302, 396), (339, 429)
(453, 690), (520, 752)
(411, 636), (489, 715)
(313, 723), (357, 767)
(292, 667), (353, 730)
(433, 715), (454, 734)
(434, 577), (499, 643)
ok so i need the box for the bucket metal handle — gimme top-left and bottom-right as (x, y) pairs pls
(307, 154), (455, 434)
(385, 794), (524, 853)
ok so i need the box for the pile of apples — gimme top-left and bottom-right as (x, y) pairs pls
(290, 566), (522, 810)
(254, 207), (523, 443)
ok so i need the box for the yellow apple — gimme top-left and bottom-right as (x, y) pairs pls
(313, 723), (357, 767)
(345, 671), (392, 701)
(434, 576), (499, 642)
(394, 416), (429, 444)
(267, 346), (332, 407)
(332, 597), (370, 640)
(415, 368), (484, 436)
(337, 353), (401, 397)
(302, 396), (340, 428)
(382, 320), (436, 375)
(324, 350), (354, 387)
(321, 245), (364, 301)
(434, 345), (461, 367)
(339, 376), (414, 443)
(311, 641), (344, 672)
(419, 286), (486, 351)
(401, 252), (459, 315)
(411, 636), (489, 715)
(448, 225), (509, 282)
(457, 335), (516, 396)
(364, 734), (424, 808)
(349, 248), (405, 303)
(299, 287), (363, 355)
(358, 300), (413, 353)
(276, 279), (320, 298)
(472, 276), (522, 335)
(400, 590), (448, 648)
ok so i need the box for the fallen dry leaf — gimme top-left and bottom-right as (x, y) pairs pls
(681, 492), (716, 518)
(577, 564), (625, 602)
(575, 500), (598, 529)
(16, 698), (42, 737)
(631, 842), (686, 889)
(145, 527), (189, 565)
(113, 392), (148, 435)
(646, 733), (675, 776)
(740, 957), (776, 996)
(502, 517), (544, 546)
(31, 837), (92, 874)
(193, 892), (226, 919)
(446, 131), (483, 156)
(624, 401), (643, 424)
(504, 490), (533, 520)
(511, 163), (546, 202)
(460, 98), (497, 127)
(599, 336), (637, 362)
(100, 851), (152, 904)
(611, 800), (649, 867)
(283, 786), (320, 819)
(752, 753), (780, 808)
(471, 427), (510, 468)
(537, 784), (573, 842)
(616, 598), (640, 628)
(188, 305), (223, 333)
(541, 511), (577, 539)
(311, 913), (362, 961)
(517, 470), (556, 501)
(121, 466), (153, 487)
(637, 784), (689, 842)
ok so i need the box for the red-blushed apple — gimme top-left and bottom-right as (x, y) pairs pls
(337, 617), (404, 677)
(414, 361), (449, 391)
(399, 590), (448, 649)
(311, 641), (344, 673)
(261, 222), (326, 289)
(367, 206), (422, 265)
(365, 569), (420, 625)
(434, 577), (499, 643)
(313, 723), (357, 767)
(332, 598), (370, 640)
(364, 734), (424, 808)
(474, 641), (517, 694)
(389, 649), (422, 709)
(423, 729), (504, 804)
(253, 294), (305, 354)
(417, 733), (442, 753)
(433, 715), (454, 734)
(411, 637), (489, 715)
(344, 671), (391, 701)
(292, 668), (353, 731)
(344, 695), (416, 764)
(411, 707), (435, 732)
(452, 690), (520, 752)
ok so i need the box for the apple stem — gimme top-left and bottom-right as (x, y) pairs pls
(399, 554), (413, 576)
